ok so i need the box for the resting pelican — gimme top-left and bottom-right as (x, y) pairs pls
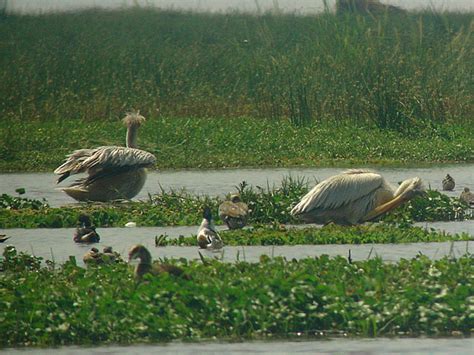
(218, 193), (249, 230)
(442, 174), (455, 191)
(197, 207), (223, 250)
(54, 112), (156, 202)
(291, 169), (425, 225)
(128, 244), (189, 280)
(73, 214), (100, 243)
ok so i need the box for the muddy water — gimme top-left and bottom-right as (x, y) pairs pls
(1, 165), (472, 207)
(3, 337), (474, 354)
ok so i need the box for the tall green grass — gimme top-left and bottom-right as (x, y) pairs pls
(0, 8), (472, 129)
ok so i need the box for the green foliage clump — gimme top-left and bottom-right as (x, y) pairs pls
(0, 247), (472, 346)
(163, 224), (472, 246)
(0, 177), (472, 228)
(0, 193), (49, 210)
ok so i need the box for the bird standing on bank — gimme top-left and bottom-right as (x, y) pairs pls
(128, 244), (188, 280)
(54, 111), (156, 202)
(291, 169), (425, 225)
(460, 187), (474, 206)
(197, 207), (223, 249)
(218, 193), (249, 230)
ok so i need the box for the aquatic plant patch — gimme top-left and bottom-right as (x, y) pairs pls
(0, 182), (472, 228)
(0, 247), (472, 347)
(161, 224), (472, 246)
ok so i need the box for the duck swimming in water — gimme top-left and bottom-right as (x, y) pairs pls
(197, 207), (223, 250)
(442, 174), (455, 191)
(74, 214), (100, 243)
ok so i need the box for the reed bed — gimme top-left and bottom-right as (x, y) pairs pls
(0, 8), (472, 127)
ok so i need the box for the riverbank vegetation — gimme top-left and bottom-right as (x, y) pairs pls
(0, 178), (472, 228)
(163, 224), (472, 246)
(0, 247), (472, 347)
(1, 8), (473, 171)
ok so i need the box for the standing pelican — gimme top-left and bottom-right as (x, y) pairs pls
(218, 193), (249, 230)
(442, 174), (455, 191)
(291, 169), (425, 225)
(54, 112), (156, 202)
(197, 207), (223, 250)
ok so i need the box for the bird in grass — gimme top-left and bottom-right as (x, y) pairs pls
(442, 174), (455, 191)
(218, 193), (249, 230)
(291, 169), (425, 225)
(197, 207), (223, 250)
(128, 244), (189, 280)
(0, 235), (10, 243)
(83, 246), (121, 265)
(73, 214), (100, 243)
(460, 187), (474, 206)
(54, 111), (156, 202)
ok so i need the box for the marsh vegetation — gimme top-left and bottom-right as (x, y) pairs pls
(0, 247), (472, 347)
(0, 9), (473, 171)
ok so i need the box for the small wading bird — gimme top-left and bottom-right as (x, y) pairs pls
(197, 207), (224, 250)
(54, 111), (156, 202)
(0, 235), (10, 243)
(442, 174), (455, 191)
(128, 244), (189, 280)
(460, 187), (474, 206)
(218, 193), (249, 230)
(291, 169), (425, 225)
(73, 214), (100, 243)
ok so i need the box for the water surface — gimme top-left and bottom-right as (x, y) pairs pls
(0, 224), (470, 266)
(1, 165), (472, 207)
(3, 337), (473, 354)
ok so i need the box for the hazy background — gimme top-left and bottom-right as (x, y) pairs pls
(2, 0), (474, 15)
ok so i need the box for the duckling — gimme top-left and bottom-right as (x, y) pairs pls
(83, 246), (122, 266)
(218, 193), (249, 230)
(460, 187), (474, 206)
(74, 214), (100, 243)
(197, 207), (224, 250)
(0, 235), (10, 243)
(442, 174), (455, 191)
(83, 247), (102, 265)
(102, 246), (122, 263)
(128, 244), (189, 280)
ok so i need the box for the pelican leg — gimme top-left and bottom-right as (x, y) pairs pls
(362, 194), (408, 222)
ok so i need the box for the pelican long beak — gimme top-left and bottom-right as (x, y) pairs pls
(363, 194), (407, 222)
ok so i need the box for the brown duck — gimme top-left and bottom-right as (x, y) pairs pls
(128, 244), (189, 280)
(218, 193), (249, 230)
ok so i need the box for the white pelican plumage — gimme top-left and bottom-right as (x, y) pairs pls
(54, 112), (156, 202)
(291, 169), (425, 225)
